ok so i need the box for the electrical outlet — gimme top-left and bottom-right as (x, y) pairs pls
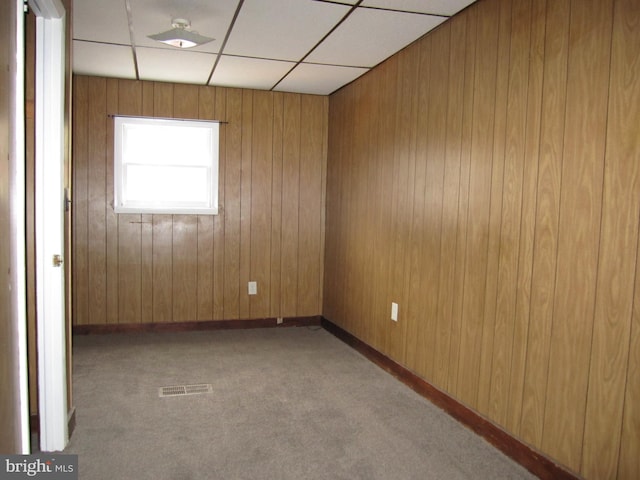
(248, 281), (257, 295)
(277, 317), (283, 325)
(391, 302), (398, 322)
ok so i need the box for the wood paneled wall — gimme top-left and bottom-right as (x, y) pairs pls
(0, 0), (20, 453)
(73, 77), (327, 325)
(324, 0), (640, 478)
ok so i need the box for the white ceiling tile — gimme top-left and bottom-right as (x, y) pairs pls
(73, 0), (479, 94)
(73, 41), (136, 79)
(274, 63), (368, 95)
(136, 47), (216, 85)
(73, 0), (130, 44)
(361, 0), (476, 16)
(209, 56), (295, 91)
(129, 0), (239, 54)
(306, 8), (445, 68)
(225, 0), (350, 61)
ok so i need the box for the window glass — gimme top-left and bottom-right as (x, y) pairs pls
(114, 116), (219, 214)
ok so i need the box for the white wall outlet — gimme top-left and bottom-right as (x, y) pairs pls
(248, 281), (257, 295)
(391, 302), (399, 322)
(277, 317), (283, 325)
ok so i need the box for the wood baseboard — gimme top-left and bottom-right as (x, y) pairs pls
(73, 315), (322, 335)
(321, 318), (579, 480)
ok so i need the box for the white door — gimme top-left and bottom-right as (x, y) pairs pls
(31, 0), (68, 452)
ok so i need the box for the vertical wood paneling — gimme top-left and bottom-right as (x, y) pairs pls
(488, 0), (532, 426)
(152, 215), (173, 323)
(105, 79), (119, 324)
(0, 0), (20, 450)
(582, 0), (640, 477)
(117, 214), (142, 324)
(476, 0), (511, 414)
(223, 88), (242, 319)
(520, 0), (570, 449)
(405, 38), (431, 375)
(87, 77), (107, 326)
(172, 215), (198, 322)
(433, 14), (466, 389)
(196, 213), (214, 321)
(72, 76), (89, 326)
(281, 94), (301, 317)
(507, 0), (545, 434)
(373, 60), (399, 353)
(616, 4), (640, 478)
(298, 96), (327, 316)
(324, 0), (639, 478)
(448, 7), (476, 397)
(351, 87), (364, 335)
(74, 79), (326, 328)
(341, 83), (359, 337)
(270, 93), (284, 318)
(323, 94), (339, 323)
(250, 91), (273, 317)
(541, 0), (613, 470)
(346, 81), (363, 338)
(318, 98), (328, 321)
(325, 88), (348, 329)
(622, 253), (640, 478)
(239, 90), (253, 319)
(420, 26), (449, 381)
(386, 48), (417, 364)
(357, 74), (379, 346)
(456, 0), (499, 409)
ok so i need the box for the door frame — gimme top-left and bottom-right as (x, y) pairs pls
(30, 0), (68, 452)
(9, 0), (30, 454)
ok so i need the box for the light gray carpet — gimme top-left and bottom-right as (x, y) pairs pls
(65, 327), (537, 479)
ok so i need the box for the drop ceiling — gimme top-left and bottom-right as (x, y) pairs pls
(73, 0), (478, 96)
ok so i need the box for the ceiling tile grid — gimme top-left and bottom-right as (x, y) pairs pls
(224, 0), (351, 61)
(72, 0), (477, 95)
(304, 7), (446, 68)
(209, 56), (296, 91)
(73, 41), (137, 79)
(274, 63), (369, 96)
(136, 47), (217, 85)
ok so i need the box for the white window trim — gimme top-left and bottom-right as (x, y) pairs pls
(113, 115), (219, 215)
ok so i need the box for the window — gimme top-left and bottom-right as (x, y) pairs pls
(114, 116), (219, 215)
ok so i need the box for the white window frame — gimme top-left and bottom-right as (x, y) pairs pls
(114, 116), (219, 215)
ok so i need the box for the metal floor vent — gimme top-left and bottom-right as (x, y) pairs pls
(159, 383), (213, 398)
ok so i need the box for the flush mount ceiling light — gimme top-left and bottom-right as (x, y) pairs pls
(148, 18), (214, 49)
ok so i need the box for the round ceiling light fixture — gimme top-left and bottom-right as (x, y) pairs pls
(148, 18), (214, 49)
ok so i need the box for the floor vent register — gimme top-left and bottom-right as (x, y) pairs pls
(159, 383), (213, 398)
